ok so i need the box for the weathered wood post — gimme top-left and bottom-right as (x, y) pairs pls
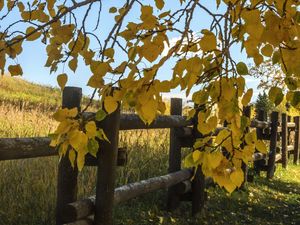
(167, 98), (183, 210)
(267, 111), (279, 179)
(241, 106), (251, 186)
(56, 87), (82, 225)
(94, 103), (120, 225)
(254, 109), (265, 175)
(281, 113), (288, 168)
(294, 116), (300, 165)
(191, 105), (206, 216)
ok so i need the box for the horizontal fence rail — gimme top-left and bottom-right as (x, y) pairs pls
(62, 169), (193, 223)
(83, 113), (193, 130)
(0, 137), (54, 160)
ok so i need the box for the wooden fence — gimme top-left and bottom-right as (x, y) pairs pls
(0, 86), (299, 225)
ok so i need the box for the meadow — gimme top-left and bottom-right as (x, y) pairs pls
(0, 77), (299, 225)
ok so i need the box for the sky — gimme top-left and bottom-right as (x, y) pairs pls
(1, 0), (261, 101)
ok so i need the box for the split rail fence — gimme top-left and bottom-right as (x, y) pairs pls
(0, 87), (299, 225)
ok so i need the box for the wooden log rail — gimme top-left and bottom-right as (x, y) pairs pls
(62, 169), (193, 223)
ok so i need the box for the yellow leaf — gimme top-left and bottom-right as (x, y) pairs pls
(241, 88), (253, 106)
(184, 152), (197, 168)
(87, 74), (104, 88)
(68, 57), (78, 73)
(140, 99), (158, 124)
(199, 30), (216, 52)
(68, 149), (76, 168)
(55, 120), (72, 134)
(230, 169), (244, 188)
(223, 180), (236, 193)
(245, 130), (257, 145)
(269, 87), (283, 106)
(26, 27), (41, 41)
(68, 130), (88, 152)
(104, 96), (118, 114)
(192, 150), (202, 162)
(77, 149), (87, 171)
(57, 73), (68, 90)
(206, 151), (222, 169)
(236, 62), (248, 75)
(85, 121), (97, 138)
(215, 129), (230, 145)
(104, 48), (115, 58)
(8, 64), (23, 76)
(261, 44), (273, 57)
(0, 0), (4, 11)
(155, 0), (165, 10)
(17, 2), (25, 11)
(58, 141), (68, 157)
(109, 7), (117, 13)
(140, 5), (157, 30)
(256, 140), (267, 154)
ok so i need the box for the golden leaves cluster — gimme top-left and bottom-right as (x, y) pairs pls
(50, 108), (108, 171)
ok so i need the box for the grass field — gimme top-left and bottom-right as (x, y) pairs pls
(0, 77), (299, 225)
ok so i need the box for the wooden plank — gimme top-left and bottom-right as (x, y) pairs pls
(253, 152), (266, 161)
(94, 105), (120, 225)
(0, 137), (54, 160)
(80, 112), (194, 130)
(241, 106), (251, 187)
(191, 105), (206, 216)
(56, 87), (82, 225)
(267, 111), (279, 179)
(167, 98), (183, 211)
(287, 122), (296, 128)
(63, 169), (192, 222)
(275, 153), (282, 163)
(281, 113), (288, 168)
(294, 116), (300, 165)
(250, 119), (270, 129)
(254, 109), (265, 175)
(287, 145), (294, 152)
(84, 148), (127, 167)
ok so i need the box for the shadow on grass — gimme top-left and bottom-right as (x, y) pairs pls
(254, 176), (300, 195)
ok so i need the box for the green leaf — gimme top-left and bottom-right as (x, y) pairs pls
(95, 109), (107, 121)
(236, 62), (248, 75)
(87, 138), (99, 157)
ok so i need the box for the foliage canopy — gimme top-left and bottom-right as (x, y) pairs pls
(1, 0), (299, 193)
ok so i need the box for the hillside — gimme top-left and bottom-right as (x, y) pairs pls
(0, 76), (97, 111)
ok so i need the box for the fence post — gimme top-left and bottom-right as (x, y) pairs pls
(56, 87), (82, 225)
(167, 98), (183, 210)
(254, 109), (265, 175)
(281, 113), (288, 168)
(294, 116), (300, 165)
(267, 111), (279, 179)
(241, 106), (251, 186)
(94, 104), (120, 225)
(191, 105), (206, 216)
